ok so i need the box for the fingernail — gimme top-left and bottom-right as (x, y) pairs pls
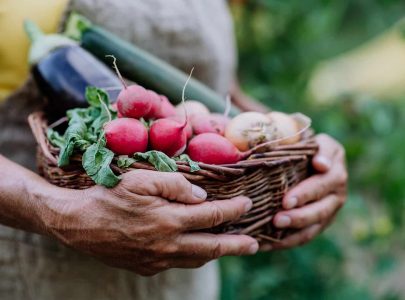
(192, 185), (207, 200)
(275, 215), (291, 228)
(244, 199), (253, 212)
(248, 243), (259, 254)
(285, 197), (298, 209)
(261, 244), (272, 251)
(316, 156), (331, 170)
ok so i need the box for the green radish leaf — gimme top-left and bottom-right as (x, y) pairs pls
(74, 139), (92, 151)
(51, 88), (117, 180)
(117, 155), (136, 168)
(47, 128), (65, 149)
(134, 151), (178, 172)
(58, 110), (88, 167)
(90, 111), (109, 137)
(67, 107), (97, 124)
(58, 142), (75, 167)
(84, 131), (98, 144)
(85, 87), (110, 107)
(82, 141), (120, 188)
(175, 154), (201, 172)
(82, 144), (102, 176)
(98, 135), (107, 148)
(86, 87), (116, 137)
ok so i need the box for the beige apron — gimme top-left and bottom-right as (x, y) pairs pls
(0, 0), (236, 299)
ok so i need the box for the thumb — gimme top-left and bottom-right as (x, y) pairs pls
(154, 172), (207, 204)
(123, 170), (207, 204)
(313, 134), (336, 173)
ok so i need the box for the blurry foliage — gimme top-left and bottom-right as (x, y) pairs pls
(232, 0), (405, 110)
(221, 1), (405, 299)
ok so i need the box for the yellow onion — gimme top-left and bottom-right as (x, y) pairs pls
(266, 111), (300, 145)
(225, 112), (278, 151)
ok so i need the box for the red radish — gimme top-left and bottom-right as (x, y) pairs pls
(116, 84), (152, 119)
(187, 133), (247, 164)
(176, 100), (210, 120)
(210, 95), (232, 133)
(192, 113), (230, 135)
(155, 95), (176, 118)
(211, 113), (231, 130)
(187, 131), (296, 165)
(144, 91), (176, 119)
(191, 95), (231, 135)
(166, 115), (193, 139)
(149, 118), (188, 157)
(104, 118), (148, 155)
(149, 68), (194, 157)
(144, 90), (161, 119)
(107, 55), (152, 119)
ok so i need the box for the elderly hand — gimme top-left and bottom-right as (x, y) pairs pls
(263, 134), (347, 250)
(44, 170), (258, 276)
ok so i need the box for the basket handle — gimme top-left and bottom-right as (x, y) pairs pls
(28, 112), (58, 165)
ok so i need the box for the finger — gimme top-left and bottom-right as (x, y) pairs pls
(259, 243), (273, 252)
(134, 259), (209, 276)
(123, 170), (207, 204)
(177, 196), (253, 230)
(313, 134), (342, 173)
(275, 194), (341, 229)
(270, 224), (323, 250)
(148, 258), (209, 270)
(176, 233), (259, 259)
(170, 258), (208, 269)
(282, 165), (346, 209)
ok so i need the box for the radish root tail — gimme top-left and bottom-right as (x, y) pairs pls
(180, 67), (194, 129)
(98, 94), (112, 123)
(224, 95), (231, 117)
(106, 55), (128, 89)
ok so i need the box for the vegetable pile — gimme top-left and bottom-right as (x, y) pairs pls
(47, 62), (305, 188)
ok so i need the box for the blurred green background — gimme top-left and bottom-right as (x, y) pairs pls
(220, 1), (405, 299)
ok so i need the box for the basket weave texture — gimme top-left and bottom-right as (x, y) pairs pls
(29, 112), (318, 243)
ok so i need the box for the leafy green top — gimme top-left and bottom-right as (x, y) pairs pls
(47, 87), (200, 188)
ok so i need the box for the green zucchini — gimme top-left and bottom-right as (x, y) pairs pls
(65, 13), (240, 116)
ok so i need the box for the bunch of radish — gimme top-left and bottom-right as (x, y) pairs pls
(103, 57), (305, 165)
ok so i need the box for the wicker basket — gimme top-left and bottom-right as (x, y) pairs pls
(28, 112), (318, 243)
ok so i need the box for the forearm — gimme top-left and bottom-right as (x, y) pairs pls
(230, 79), (270, 113)
(0, 155), (64, 235)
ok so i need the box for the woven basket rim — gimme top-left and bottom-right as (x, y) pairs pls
(28, 111), (319, 181)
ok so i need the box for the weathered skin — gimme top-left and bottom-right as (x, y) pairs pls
(0, 1), (239, 299)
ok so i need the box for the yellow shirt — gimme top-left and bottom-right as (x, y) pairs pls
(0, 0), (68, 101)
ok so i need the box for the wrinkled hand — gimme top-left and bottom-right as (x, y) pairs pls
(46, 170), (258, 276)
(263, 134), (348, 251)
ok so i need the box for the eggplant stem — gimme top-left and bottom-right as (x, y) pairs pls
(106, 55), (128, 89)
(24, 20), (44, 42)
